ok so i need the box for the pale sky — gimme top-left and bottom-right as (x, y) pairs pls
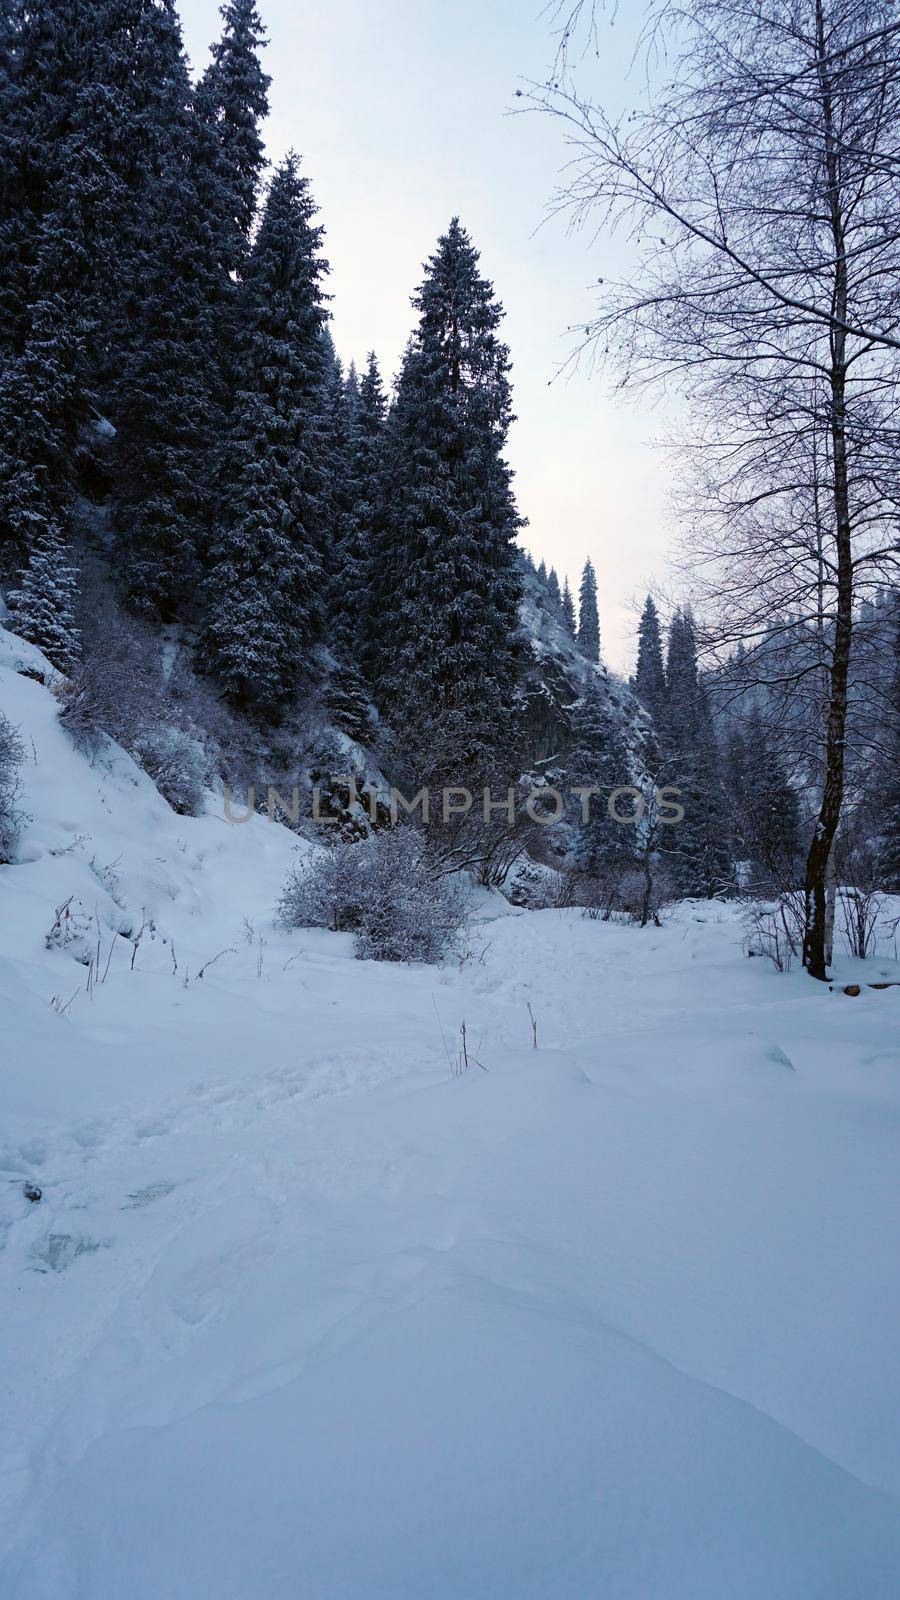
(179, 0), (670, 673)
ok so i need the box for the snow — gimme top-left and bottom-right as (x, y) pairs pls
(2, 627), (899, 1597)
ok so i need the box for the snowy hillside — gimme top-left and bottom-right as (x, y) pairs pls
(2, 631), (900, 1598)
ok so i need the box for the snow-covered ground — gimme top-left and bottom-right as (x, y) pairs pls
(2, 627), (899, 1599)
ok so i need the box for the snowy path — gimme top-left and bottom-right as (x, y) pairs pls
(2, 636), (900, 1596)
(3, 909), (900, 1598)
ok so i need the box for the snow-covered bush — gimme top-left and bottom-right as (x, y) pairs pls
(744, 889), (805, 971)
(354, 828), (469, 964)
(131, 726), (210, 817)
(0, 709), (25, 861)
(277, 842), (367, 933)
(278, 829), (469, 964)
(56, 621), (163, 754)
(54, 589), (215, 814)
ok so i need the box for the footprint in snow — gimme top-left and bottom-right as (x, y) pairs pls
(122, 1181), (176, 1210)
(31, 1233), (107, 1273)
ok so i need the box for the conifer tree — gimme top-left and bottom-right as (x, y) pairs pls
(562, 577), (576, 637)
(0, 0), (191, 583)
(727, 715), (801, 883)
(537, 559), (547, 583)
(8, 519), (79, 672)
(370, 218), (522, 761)
(334, 351), (386, 653)
(577, 558), (600, 662)
(319, 333), (354, 603)
(196, 0), (270, 281)
(634, 595), (667, 717)
(200, 155), (329, 715)
(664, 608), (733, 896)
(114, 137), (222, 612)
(547, 566), (562, 613)
(567, 686), (633, 872)
(98, 1), (268, 620)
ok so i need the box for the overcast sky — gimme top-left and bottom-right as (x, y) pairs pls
(179, 0), (670, 673)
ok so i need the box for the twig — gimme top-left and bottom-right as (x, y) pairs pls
(460, 1019), (488, 1072)
(50, 985), (81, 1018)
(101, 922), (125, 983)
(196, 946), (238, 979)
(527, 1001), (538, 1048)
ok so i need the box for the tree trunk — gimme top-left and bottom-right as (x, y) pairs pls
(803, 0), (854, 982)
(640, 839), (654, 928)
(824, 838), (837, 968)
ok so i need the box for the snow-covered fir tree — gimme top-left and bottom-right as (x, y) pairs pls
(332, 351), (387, 656)
(0, 300), (76, 581)
(110, 2), (231, 617)
(664, 608), (733, 897)
(547, 566), (562, 614)
(567, 685), (633, 873)
(0, 0), (174, 576)
(577, 558), (600, 662)
(8, 519), (79, 672)
(562, 577), (576, 637)
(196, 0), (270, 281)
(370, 218), (522, 761)
(319, 334), (355, 628)
(634, 595), (667, 716)
(200, 154), (329, 715)
(726, 715), (801, 883)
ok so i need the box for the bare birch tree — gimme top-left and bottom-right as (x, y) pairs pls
(534, 0), (900, 978)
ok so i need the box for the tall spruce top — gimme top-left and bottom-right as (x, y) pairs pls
(635, 595), (667, 712)
(198, 0), (270, 272)
(577, 558), (600, 662)
(370, 217), (523, 740)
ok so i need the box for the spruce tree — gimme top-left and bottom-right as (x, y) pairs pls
(577, 558), (600, 662)
(335, 351), (386, 654)
(562, 577), (576, 638)
(200, 155), (329, 715)
(664, 608), (733, 896)
(567, 686), (633, 872)
(370, 218), (522, 763)
(547, 566), (562, 614)
(0, 0), (199, 410)
(727, 714), (801, 883)
(0, 0), (189, 581)
(8, 519), (79, 672)
(634, 595), (667, 717)
(112, 5), (239, 618)
(196, 0), (270, 281)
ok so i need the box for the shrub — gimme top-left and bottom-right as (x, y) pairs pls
(54, 596), (216, 815)
(0, 710), (25, 861)
(743, 889), (805, 971)
(354, 828), (469, 964)
(131, 726), (210, 816)
(277, 842), (367, 933)
(277, 828), (469, 964)
(57, 605), (165, 754)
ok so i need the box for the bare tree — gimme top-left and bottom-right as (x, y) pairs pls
(533, 0), (900, 978)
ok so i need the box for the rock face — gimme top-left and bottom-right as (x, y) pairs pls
(515, 556), (645, 770)
(519, 653), (582, 764)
